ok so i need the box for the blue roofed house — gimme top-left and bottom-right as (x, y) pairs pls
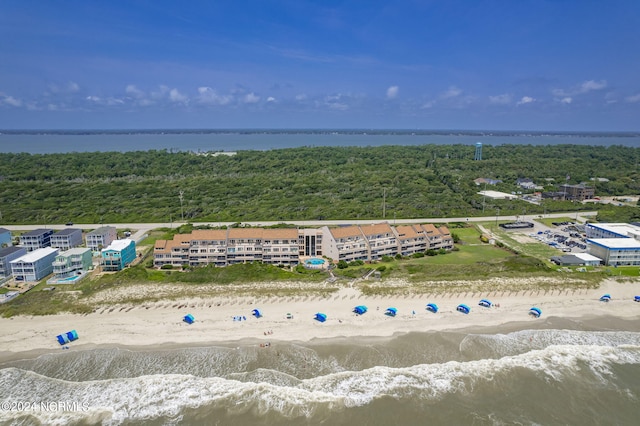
(0, 228), (11, 248)
(0, 246), (27, 280)
(101, 239), (136, 271)
(19, 228), (54, 251)
(50, 228), (83, 251)
(10, 247), (59, 281)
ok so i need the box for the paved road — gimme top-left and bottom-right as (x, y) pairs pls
(1, 211), (597, 234)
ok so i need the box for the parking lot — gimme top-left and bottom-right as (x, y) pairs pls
(526, 221), (588, 253)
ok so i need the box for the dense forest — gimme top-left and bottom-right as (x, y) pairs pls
(0, 144), (638, 224)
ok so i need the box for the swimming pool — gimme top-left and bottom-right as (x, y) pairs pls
(304, 258), (326, 269)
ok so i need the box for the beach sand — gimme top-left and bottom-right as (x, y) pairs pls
(1, 278), (639, 363)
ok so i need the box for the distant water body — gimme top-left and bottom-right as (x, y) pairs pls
(0, 130), (639, 154)
(2, 317), (640, 425)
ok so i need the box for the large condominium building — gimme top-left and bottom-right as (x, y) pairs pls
(101, 239), (136, 272)
(19, 228), (54, 252)
(585, 223), (640, 240)
(86, 226), (117, 252)
(50, 228), (83, 251)
(0, 246), (27, 279)
(10, 247), (59, 281)
(586, 238), (640, 266)
(154, 223), (454, 268)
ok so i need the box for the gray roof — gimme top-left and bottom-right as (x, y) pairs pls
(0, 246), (26, 257)
(0, 228), (10, 234)
(87, 226), (116, 236)
(54, 228), (82, 236)
(22, 228), (53, 236)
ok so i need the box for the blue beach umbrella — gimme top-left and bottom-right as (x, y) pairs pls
(456, 304), (471, 314)
(183, 314), (195, 324)
(479, 299), (492, 308)
(385, 307), (397, 317)
(600, 294), (611, 302)
(426, 303), (438, 313)
(635, 296), (640, 302)
(314, 313), (327, 322)
(529, 307), (542, 318)
(353, 305), (368, 315)
(252, 309), (263, 318)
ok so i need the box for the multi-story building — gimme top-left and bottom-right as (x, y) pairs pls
(19, 229), (54, 252)
(360, 223), (397, 260)
(585, 223), (640, 241)
(188, 229), (228, 267)
(261, 228), (300, 266)
(0, 246), (27, 279)
(299, 228), (322, 257)
(0, 228), (11, 248)
(226, 228), (264, 265)
(154, 233), (192, 268)
(10, 247), (59, 281)
(559, 183), (595, 201)
(52, 247), (93, 280)
(50, 228), (83, 251)
(394, 225), (428, 256)
(85, 226), (117, 252)
(101, 239), (136, 272)
(321, 225), (369, 263)
(586, 238), (640, 266)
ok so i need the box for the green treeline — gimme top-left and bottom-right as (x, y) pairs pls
(0, 144), (638, 224)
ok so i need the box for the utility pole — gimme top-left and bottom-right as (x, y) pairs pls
(179, 190), (184, 221)
(382, 188), (386, 219)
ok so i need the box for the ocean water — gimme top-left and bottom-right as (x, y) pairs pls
(1, 317), (640, 425)
(0, 131), (639, 154)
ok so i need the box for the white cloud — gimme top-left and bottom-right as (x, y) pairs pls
(420, 100), (435, 109)
(244, 92), (260, 103)
(625, 93), (640, 103)
(560, 97), (572, 104)
(488, 94), (511, 105)
(151, 85), (170, 100)
(169, 88), (188, 103)
(386, 85), (399, 99)
(517, 96), (535, 105)
(86, 96), (101, 102)
(197, 87), (232, 105)
(125, 84), (145, 98)
(553, 79), (608, 97)
(67, 82), (80, 93)
(441, 86), (462, 99)
(1, 94), (22, 107)
(295, 94), (308, 101)
(267, 96), (276, 102)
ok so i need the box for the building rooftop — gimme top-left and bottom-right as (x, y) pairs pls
(572, 252), (602, 262)
(59, 247), (91, 257)
(11, 247), (58, 263)
(360, 222), (393, 236)
(0, 227), (10, 234)
(587, 223), (640, 239)
(190, 229), (228, 241)
(103, 239), (134, 252)
(329, 225), (364, 239)
(0, 246), (26, 257)
(21, 228), (53, 237)
(86, 226), (116, 236)
(54, 228), (82, 236)
(587, 238), (640, 249)
(262, 228), (299, 239)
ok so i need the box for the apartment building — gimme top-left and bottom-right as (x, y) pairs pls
(299, 228), (323, 257)
(50, 228), (83, 251)
(101, 239), (136, 272)
(360, 223), (397, 260)
(11, 247), (59, 281)
(585, 223), (640, 240)
(188, 229), (228, 267)
(19, 228), (54, 252)
(586, 238), (640, 266)
(394, 225), (429, 256)
(261, 228), (300, 266)
(320, 225), (369, 263)
(0, 246), (27, 279)
(154, 233), (192, 268)
(52, 247), (93, 280)
(86, 226), (117, 252)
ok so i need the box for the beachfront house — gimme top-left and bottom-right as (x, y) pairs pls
(101, 239), (136, 271)
(85, 226), (117, 252)
(52, 247), (93, 281)
(50, 228), (83, 251)
(0, 228), (11, 248)
(0, 246), (27, 279)
(19, 228), (54, 252)
(10, 247), (59, 281)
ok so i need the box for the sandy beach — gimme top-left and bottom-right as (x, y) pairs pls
(1, 278), (639, 363)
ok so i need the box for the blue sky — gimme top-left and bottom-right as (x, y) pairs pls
(1, 0), (639, 130)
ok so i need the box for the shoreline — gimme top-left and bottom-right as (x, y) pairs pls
(1, 278), (639, 364)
